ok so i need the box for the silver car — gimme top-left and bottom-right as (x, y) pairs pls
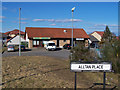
(7, 45), (15, 52)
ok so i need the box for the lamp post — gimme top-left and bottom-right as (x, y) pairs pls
(71, 7), (76, 90)
(71, 7), (75, 61)
(71, 7), (75, 48)
(19, 8), (21, 56)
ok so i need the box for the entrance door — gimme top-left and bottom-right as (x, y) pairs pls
(57, 40), (59, 47)
(33, 40), (40, 47)
(39, 41), (43, 47)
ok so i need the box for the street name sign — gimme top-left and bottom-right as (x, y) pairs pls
(71, 62), (112, 72)
(76, 38), (84, 40)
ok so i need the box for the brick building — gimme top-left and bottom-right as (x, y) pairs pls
(25, 27), (89, 48)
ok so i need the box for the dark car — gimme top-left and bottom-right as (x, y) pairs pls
(63, 44), (71, 50)
(18, 45), (25, 51)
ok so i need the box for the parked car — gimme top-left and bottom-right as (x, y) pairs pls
(7, 45), (15, 52)
(18, 45), (26, 51)
(63, 44), (71, 50)
(45, 41), (56, 51)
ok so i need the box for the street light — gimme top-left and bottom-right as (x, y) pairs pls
(70, 7), (75, 61)
(71, 7), (76, 90)
(19, 8), (21, 56)
(71, 7), (75, 48)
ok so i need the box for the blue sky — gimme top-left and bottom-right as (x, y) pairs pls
(1, 2), (118, 35)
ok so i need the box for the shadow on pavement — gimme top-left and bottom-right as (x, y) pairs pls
(89, 82), (117, 89)
(55, 48), (62, 51)
(14, 49), (32, 52)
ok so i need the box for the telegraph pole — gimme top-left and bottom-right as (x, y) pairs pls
(19, 8), (21, 56)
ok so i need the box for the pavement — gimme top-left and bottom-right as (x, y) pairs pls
(2, 47), (70, 60)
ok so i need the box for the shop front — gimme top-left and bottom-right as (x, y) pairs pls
(33, 37), (51, 47)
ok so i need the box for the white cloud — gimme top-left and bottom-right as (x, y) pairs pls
(33, 19), (46, 22)
(73, 19), (83, 22)
(109, 24), (118, 27)
(33, 19), (82, 23)
(33, 19), (55, 22)
(94, 24), (118, 27)
(88, 27), (104, 30)
(0, 16), (6, 19)
(50, 23), (56, 26)
(94, 24), (107, 27)
(55, 19), (82, 23)
(0, 20), (2, 23)
(21, 18), (28, 20)
(47, 19), (55, 22)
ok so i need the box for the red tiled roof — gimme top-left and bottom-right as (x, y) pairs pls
(4, 29), (25, 35)
(25, 27), (89, 39)
(7, 35), (25, 42)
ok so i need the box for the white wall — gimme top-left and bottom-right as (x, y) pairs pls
(26, 33), (29, 42)
(7, 35), (27, 45)
(91, 32), (102, 41)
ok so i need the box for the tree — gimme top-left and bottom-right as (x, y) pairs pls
(101, 25), (113, 43)
(100, 26), (120, 73)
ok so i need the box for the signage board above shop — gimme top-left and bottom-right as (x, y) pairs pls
(33, 37), (50, 39)
(70, 61), (112, 72)
(76, 38), (84, 40)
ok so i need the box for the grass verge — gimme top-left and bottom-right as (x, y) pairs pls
(2, 56), (118, 88)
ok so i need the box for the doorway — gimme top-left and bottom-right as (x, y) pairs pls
(57, 40), (59, 47)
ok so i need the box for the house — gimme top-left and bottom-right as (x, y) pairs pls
(89, 31), (104, 48)
(7, 35), (27, 46)
(0, 33), (8, 46)
(4, 29), (25, 38)
(90, 31), (104, 42)
(25, 27), (90, 49)
(89, 35), (99, 48)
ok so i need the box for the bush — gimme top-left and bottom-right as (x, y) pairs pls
(101, 38), (120, 73)
(21, 42), (28, 47)
(69, 42), (99, 62)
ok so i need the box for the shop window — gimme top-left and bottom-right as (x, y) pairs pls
(37, 41), (39, 45)
(33, 40), (36, 45)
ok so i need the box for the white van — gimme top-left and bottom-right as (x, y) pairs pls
(45, 41), (56, 51)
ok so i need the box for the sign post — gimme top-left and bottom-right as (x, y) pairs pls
(70, 61), (112, 89)
(75, 72), (77, 90)
(103, 72), (106, 90)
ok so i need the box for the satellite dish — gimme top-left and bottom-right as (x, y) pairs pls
(64, 30), (67, 33)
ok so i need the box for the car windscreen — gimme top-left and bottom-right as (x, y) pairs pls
(48, 43), (55, 46)
(21, 46), (25, 48)
(8, 45), (14, 48)
(67, 44), (71, 46)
